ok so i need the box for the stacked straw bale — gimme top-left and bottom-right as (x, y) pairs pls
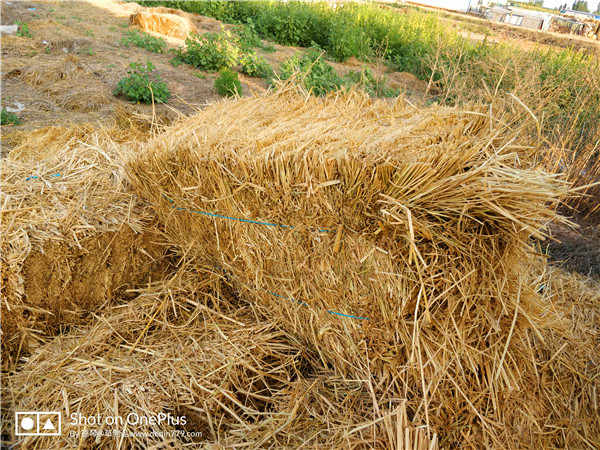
(0, 125), (168, 370)
(124, 88), (598, 447)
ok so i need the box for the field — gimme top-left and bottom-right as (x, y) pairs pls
(1, 1), (599, 449)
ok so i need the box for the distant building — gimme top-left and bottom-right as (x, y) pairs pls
(484, 5), (554, 30)
(561, 9), (600, 20)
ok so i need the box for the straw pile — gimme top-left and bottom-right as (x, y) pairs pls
(0, 125), (168, 370)
(6, 55), (111, 111)
(129, 12), (196, 39)
(4, 266), (439, 449)
(122, 87), (598, 447)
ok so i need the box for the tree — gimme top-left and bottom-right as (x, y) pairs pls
(595, 2), (600, 13)
(572, 0), (590, 11)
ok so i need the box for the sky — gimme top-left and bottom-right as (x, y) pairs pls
(542, 0), (564, 7)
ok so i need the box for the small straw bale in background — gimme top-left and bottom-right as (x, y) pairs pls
(129, 12), (196, 39)
(126, 87), (598, 447)
(0, 125), (168, 371)
(3, 267), (439, 449)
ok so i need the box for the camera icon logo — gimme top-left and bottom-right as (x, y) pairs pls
(15, 412), (61, 436)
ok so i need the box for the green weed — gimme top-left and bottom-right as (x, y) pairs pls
(15, 22), (33, 38)
(344, 68), (399, 98)
(114, 61), (170, 104)
(121, 30), (167, 53)
(279, 47), (343, 96)
(239, 52), (273, 78)
(173, 29), (239, 71)
(214, 67), (242, 96)
(1, 108), (21, 126)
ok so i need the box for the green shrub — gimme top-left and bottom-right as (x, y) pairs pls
(344, 68), (400, 98)
(214, 67), (242, 96)
(114, 61), (170, 104)
(1, 108), (21, 125)
(174, 30), (239, 71)
(279, 47), (343, 96)
(239, 52), (273, 78)
(121, 30), (167, 53)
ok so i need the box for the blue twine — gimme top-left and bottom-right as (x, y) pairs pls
(162, 193), (331, 233)
(162, 193), (368, 321)
(216, 264), (369, 321)
(264, 290), (369, 320)
(25, 173), (61, 181)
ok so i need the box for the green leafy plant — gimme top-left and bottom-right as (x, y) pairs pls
(279, 47), (343, 96)
(239, 52), (273, 79)
(85, 30), (95, 37)
(114, 61), (170, 104)
(173, 30), (239, 71)
(15, 21), (33, 38)
(121, 30), (167, 53)
(194, 71), (207, 79)
(231, 22), (262, 52)
(344, 68), (400, 98)
(1, 108), (21, 126)
(214, 67), (242, 97)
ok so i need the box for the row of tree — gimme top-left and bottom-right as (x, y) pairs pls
(555, 1), (600, 13)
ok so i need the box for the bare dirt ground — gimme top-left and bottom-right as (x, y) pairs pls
(0, 0), (430, 143)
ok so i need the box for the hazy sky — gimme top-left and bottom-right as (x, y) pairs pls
(541, 0), (599, 9)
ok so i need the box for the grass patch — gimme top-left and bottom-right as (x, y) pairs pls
(121, 30), (167, 53)
(1, 108), (21, 126)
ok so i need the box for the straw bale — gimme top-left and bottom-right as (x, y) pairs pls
(0, 125), (168, 370)
(3, 268), (439, 449)
(129, 12), (196, 40)
(124, 87), (600, 447)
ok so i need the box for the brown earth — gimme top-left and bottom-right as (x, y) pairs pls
(0, 0), (432, 141)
